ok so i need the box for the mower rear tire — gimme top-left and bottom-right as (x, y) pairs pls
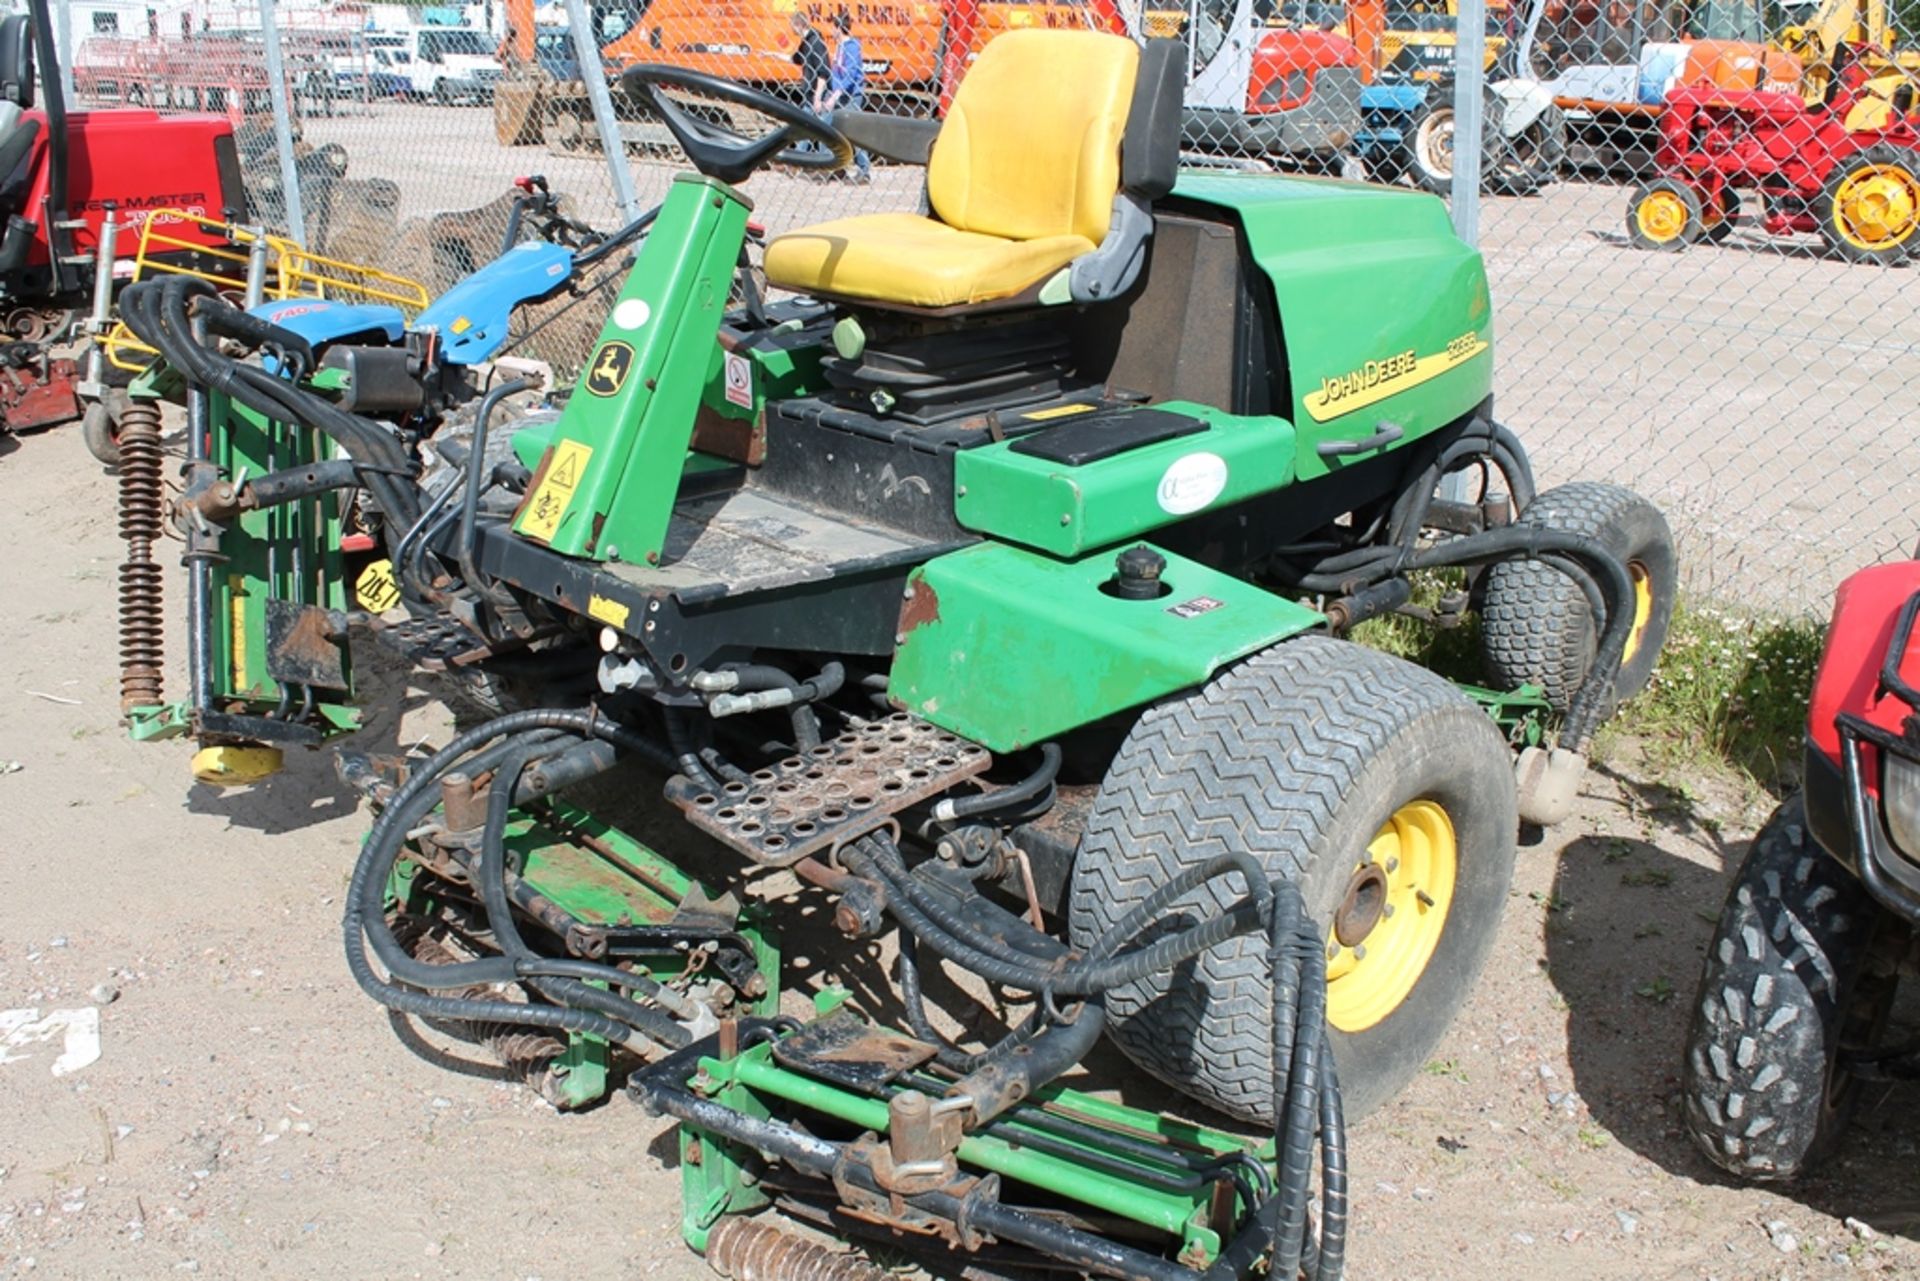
(81, 401), (120, 467)
(1628, 178), (1704, 251)
(1819, 144), (1920, 264)
(1477, 482), (1676, 714)
(1070, 634), (1519, 1124)
(1682, 795), (1895, 1179)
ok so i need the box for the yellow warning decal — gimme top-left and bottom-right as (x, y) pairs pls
(1022, 402), (1096, 422)
(516, 439), (594, 544)
(1303, 333), (1489, 423)
(354, 558), (401, 613)
(587, 594), (631, 629)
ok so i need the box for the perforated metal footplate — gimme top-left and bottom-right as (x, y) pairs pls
(668, 713), (991, 866)
(371, 614), (489, 672)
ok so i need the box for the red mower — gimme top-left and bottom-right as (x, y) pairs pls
(1684, 559), (1920, 1179)
(1626, 44), (1920, 262)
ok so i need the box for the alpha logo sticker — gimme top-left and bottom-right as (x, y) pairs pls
(1156, 452), (1228, 515)
(586, 341), (635, 397)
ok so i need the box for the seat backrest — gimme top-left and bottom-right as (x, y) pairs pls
(928, 29), (1139, 248)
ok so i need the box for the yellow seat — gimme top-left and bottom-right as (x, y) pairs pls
(765, 29), (1143, 310)
(764, 214), (1094, 310)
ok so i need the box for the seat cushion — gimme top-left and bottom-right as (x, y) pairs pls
(928, 29), (1138, 247)
(764, 211), (1093, 309)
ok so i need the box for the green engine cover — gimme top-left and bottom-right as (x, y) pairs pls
(1171, 174), (1494, 479)
(889, 540), (1323, 751)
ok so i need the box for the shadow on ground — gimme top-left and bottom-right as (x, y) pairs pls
(1548, 769), (1920, 1241)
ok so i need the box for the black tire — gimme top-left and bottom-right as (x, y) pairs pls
(434, 80), (455, 107)
(81, 401), (120, 467)
(1683, 795), (1896, 1179)
(1818, 143), (1920, 265)
(1704, 186), (1741, 243)
(1069, 635), (1519, 1124)
(1487, 103), (1565, 197)
(1626, 177), (1703, 251)
(1407, 102), (1462, 196)
(1478, 482), (1676, 714)
(1406, 90), (1508, 196)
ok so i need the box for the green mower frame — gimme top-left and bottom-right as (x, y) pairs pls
(114, 39), (1675, 1281)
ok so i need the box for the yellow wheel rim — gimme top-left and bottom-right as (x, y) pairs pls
(1325, 799), (1458, 1034)
(1834, 164), (1920, 252)
(1635, 190), (1690, 243)
(1621, 560), (1655, 667)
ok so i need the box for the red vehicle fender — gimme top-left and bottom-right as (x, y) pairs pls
(1808, 560), (1920, 784)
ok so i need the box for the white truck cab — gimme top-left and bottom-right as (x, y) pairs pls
(366, 27), (503, 104)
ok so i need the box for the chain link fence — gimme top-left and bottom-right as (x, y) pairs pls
(66, 0), (1920, 612)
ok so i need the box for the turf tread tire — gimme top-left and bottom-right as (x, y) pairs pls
(1682, 795), (1885, 1180)
(1069, 634), (1518, 1124)
(1478, 481), (1675, 714)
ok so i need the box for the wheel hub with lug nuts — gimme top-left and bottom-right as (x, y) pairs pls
(1324, 799), (1459, 1034)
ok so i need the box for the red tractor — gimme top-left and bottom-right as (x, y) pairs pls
(1684, 557), (1920, 1179)
(0, 0), (245, 451)
(1625, 43), (1920, 261)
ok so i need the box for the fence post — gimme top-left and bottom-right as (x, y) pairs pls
(258, 0), (307, 245)
(51, 0), (74, 105)
(1450, 0), (1486, 246)
(561, 0), (643, 224)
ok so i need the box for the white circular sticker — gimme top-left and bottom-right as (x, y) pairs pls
(613, 298), (651, 330)
(1156, 452), (1228, 515)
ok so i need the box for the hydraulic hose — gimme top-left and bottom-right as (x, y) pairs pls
(120, 279), (422, 533)
(1287, 520), (1634, 755)
(932, 742), (1061, 823)
(835, 831), (1344, 1277)
(456, 377), (533, 593)
(476, 742), (689, 1051)
(343, 709), (686, 1054)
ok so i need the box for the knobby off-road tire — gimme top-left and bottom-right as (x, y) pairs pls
(1683, 795), (1894, 1179)
(1478, 481), (1676, 714)
(1069, 634), (1519, 1124)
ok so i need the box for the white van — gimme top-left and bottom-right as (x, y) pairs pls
(365, 27), (503, 104)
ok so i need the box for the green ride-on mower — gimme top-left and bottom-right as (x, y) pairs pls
(115, 28), (1676, 1281)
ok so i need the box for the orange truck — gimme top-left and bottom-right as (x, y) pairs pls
(494, 0), (1126, 147)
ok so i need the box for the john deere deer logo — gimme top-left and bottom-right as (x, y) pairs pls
(586, 341), (635, 397)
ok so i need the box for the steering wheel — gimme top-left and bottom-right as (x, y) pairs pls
(619, 64), (854, 185)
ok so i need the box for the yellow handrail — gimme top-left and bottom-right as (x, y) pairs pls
(101, 209), (430, 374)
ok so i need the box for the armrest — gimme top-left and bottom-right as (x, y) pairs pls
(830, 110), (941, 166)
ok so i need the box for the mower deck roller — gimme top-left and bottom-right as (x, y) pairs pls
(117, 29), (1676, 1280)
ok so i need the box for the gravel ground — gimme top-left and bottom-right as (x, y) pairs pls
(3, 423), (1920, 1280)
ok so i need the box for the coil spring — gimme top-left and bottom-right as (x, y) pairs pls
(116, 401), (165, 712)
(394, 918), (573, 1102)
(706, 1216), (891, 1281)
